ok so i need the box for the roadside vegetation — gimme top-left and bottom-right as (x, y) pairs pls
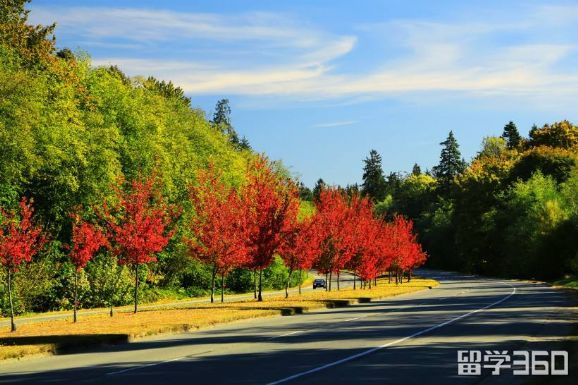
(0, 277), (438, 360)
(553, 276), (578, 289)
(0, 0), (427, 334)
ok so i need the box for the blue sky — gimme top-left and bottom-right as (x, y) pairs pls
(29, 0), (578, 187)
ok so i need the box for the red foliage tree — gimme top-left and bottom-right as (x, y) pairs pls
(278, 215), (320, 297)
(100, 174), (178, 313)
(0, 198), (46, 331)
(312, 189), (356, 290)
(69, 215), (108, 322)
(243, 156), (299, 301)
(187, 166), (249, 303)
(385, 216), (427, 283)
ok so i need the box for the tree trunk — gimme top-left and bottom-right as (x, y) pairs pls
(134, 263), (139, 313)
(374, 276), (377, 287)
(298, 270), (302, 295)
(369, 278), (372, 289)
(388, 270), (392, 284)
(221, 273), (225, 303)
(325, 272), (328, 291)
(257, 269), (263, 302)
(73, 270), (78, 323)
(210, 264), (216, 303)
(109, 304), (114, 317)
(7, 269), (16, 332)
(353, 274), (356, 290)
(408, 269), (412, 282)
(337, 272), (340, 291)
(253, 269), (257, 299)
(285, 267), (293, 299)
(328, 271), (332, 292)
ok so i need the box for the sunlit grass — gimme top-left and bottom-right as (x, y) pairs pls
(0, 277), (438, 360)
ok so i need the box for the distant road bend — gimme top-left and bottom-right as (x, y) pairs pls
(0, 270), (575, 385)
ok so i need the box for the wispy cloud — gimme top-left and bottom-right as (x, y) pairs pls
(30, 4), (578, 106)
(313, 120), (357, 128)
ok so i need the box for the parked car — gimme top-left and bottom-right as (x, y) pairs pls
(313, 279), (326, 289)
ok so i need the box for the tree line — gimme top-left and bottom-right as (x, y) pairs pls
(337, 121), (578, 280)
(1, 156), (427, 331)
(0, 1), (427, 332)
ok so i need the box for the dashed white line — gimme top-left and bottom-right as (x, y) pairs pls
(269, 331), (302, 339)
(106, 350), (212, 376)
(106, 356), (186, 376)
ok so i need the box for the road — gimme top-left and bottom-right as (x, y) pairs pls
(0, 270), (575, 384)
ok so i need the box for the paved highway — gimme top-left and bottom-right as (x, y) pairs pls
(0, 270), (575, 384)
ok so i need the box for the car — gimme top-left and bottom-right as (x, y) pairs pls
(313, 279), (326, 289)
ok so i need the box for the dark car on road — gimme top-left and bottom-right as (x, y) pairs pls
(313, 279), (326, 289)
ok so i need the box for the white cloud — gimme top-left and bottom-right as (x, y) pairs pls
(30, 5), (578, 105)
(313, 120), (357, 128)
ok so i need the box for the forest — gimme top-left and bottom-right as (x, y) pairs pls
(343, 121), (578, 281)
(0, 0), (426, 329)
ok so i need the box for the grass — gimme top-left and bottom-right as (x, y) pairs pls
(0, 277), (438, 360)
(553, 276), (578, 289)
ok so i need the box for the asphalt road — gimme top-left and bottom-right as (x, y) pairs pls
(0, 270), (575, 385)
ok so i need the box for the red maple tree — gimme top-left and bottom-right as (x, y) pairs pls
(0, 198), (46, 331)
(312, 189), (357, 290)
(69, 215), (108, 322)
(278, 215), (320, 297)
(243, 156), (299, 301)
(100, 174), (178, 313)
(187, 166), (249, 303)
(391, 216), (427, 282)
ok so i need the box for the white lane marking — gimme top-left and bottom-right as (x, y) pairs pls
(268, 313), (371, 341)
(106, 350), (212, 376)
(269, 331), (301, 340)
(106, 356), (186, 376)
(266, 283), (517, 385)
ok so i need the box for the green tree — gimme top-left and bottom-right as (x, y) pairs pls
(361, 149), (386, 201)
(432, 131), (466, 191)
(312, 178), (326, 201)
(297, 182), (313, 201)
(501, 121), (523, 149)
(529, 120), (578, 149)
(212, 98), (241, 147)
(500, 172), (569, 278)
(412, 163), (422, 176)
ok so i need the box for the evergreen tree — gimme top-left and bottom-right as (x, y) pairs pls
(432, 131), (466, 189)
(501, 121), (523, 149)
(361, 149), (386, 201)
(344, 183), (360, 198)
(385, 171), (402, 196)
(412, 163), (422, 176)
(212, 98), (241, 147)
(212, 99), (231, 132)
(239, 136), (251, 151)
(312, 178), (326, 201)
(297, 182), (313, 201)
